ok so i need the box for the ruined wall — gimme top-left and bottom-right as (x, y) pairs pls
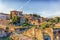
(43, 28), (53, 40)
(23, 27), (53, 40)
(23, 27), (35, 38)
(23, 27), (43, 40)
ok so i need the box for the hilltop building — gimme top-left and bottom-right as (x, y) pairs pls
(0, 13), (10, 20)
(10, 10), (22, 19)
(10, 10), (25, 25)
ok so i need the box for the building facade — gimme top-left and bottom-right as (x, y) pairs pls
(10, 10), (25, 25)
(10, 10), (22, 19)
(0, 13), (10, 20)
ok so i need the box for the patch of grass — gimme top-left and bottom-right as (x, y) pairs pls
(2, 36), (12, 40)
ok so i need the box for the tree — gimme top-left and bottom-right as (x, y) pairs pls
(12, 15), (20, 25)
(33, 14), (40, 18)
(25, 18), (28, 23)
(22, 23), (30, 27)
(40, 22), (52, 30)
(55, 17), (60, 23)
(40, 22), (47, 29)
(2, 37), (12, 40)
(48, 18), (55, 23)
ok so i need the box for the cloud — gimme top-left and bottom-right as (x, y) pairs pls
(0, 2), (13, 14)
(0, 3), (5, 12)
(40, 10), (60, 17)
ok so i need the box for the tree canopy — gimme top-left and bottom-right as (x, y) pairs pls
(40, 22), (52, 30)
(12, 15), (20, 25)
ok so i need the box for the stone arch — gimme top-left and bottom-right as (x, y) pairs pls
(43, 28), (53, 40)
(43, 32), (51, 40)
(53, 28), (60, 40)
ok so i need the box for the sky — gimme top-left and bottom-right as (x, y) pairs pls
(0, 0), (60, 17)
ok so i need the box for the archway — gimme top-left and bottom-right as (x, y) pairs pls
(43, 33), (51, 40)
(53, 28), (60, 40)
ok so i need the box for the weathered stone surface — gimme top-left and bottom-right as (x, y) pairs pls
(35, 29), (43, 40)
(43, 28), (53, 40)
(23, 27), (54, 40)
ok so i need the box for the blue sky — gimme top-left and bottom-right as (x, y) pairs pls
(0, 0), (60, 17)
